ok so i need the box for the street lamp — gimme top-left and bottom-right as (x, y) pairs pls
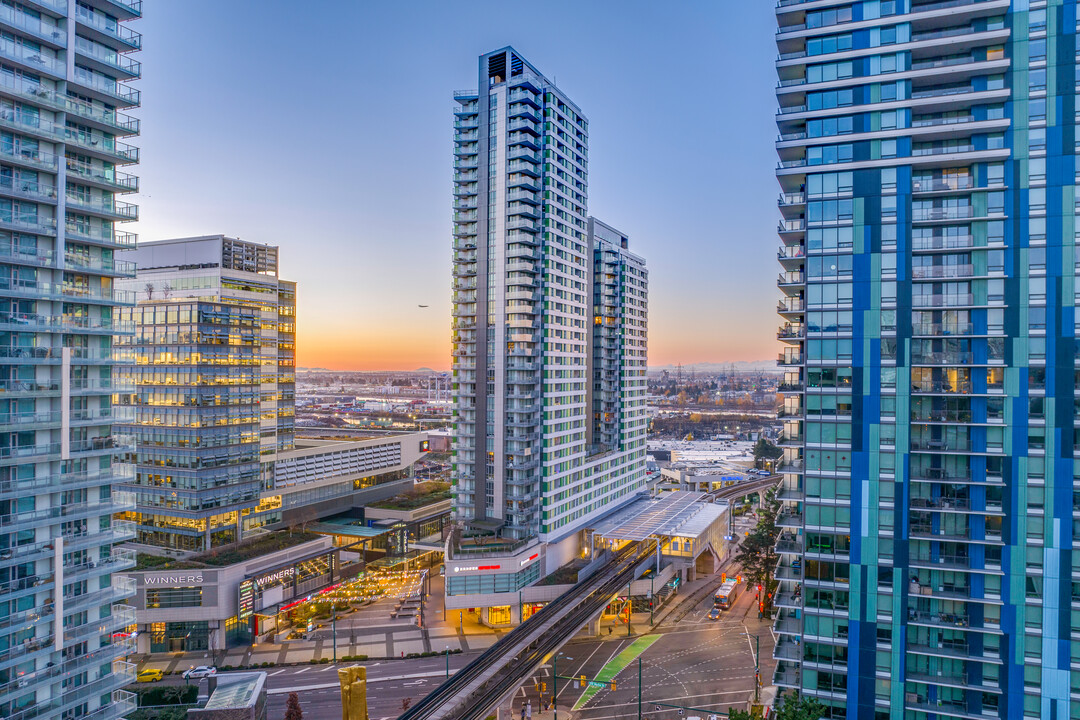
(445, 645), (450, 679)
(552, 652), (572, 720)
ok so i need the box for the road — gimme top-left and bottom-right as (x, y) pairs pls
(253, 569), (774, 720)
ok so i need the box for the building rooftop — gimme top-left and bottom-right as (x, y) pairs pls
(369, 482), (452, 511)
(177, 532), (323, 568)
(590, 491), (724, 542)
(203, 672), (265, 710)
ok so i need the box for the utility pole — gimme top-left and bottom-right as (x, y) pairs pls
(332, 607), (337, 663)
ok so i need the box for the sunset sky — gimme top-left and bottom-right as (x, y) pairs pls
(131, 1), (780, 371)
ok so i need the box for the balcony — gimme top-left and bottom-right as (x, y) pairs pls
(774, 612), (802, 635)
(913, 176), (975, 192)
(0, 5), (64, 46)
(778, 220), (807, 234)
(777, 353), (804, 366)
(64, 130), (140, 164)
(912, 207), (975, 222)
(74, 36), (142, 78)
(773, 665), (801, 689)
(912, 294), (975, 308)
(776, 510), (804, 528)
(74, 5), (142, 50)
(69, 70), (140, 107)
(66, 163), (140, 193)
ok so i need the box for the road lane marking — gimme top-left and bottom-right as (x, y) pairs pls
(572, 634), (662, 710)
(293, 667), (310, 674)
(268, 669), (286, 676)
(265, 670), (456, 695)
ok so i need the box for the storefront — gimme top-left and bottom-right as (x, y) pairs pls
(123, 536), (342, 653)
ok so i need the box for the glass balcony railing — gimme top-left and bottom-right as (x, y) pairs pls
(0, 5), (64, 45)
(74, 36), (142, 77)
(74, 6), (142, 49)
(0, 40), (62, 75)
(70, 70), (140, 106)
(66, 163), (140, 191)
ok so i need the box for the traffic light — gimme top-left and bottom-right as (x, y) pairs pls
(580, 674), (587, 688)
(721, 572), (726, 583)
(611, 681), (616, 690)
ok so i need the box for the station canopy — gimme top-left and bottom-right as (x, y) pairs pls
(591, 491), (723, 542)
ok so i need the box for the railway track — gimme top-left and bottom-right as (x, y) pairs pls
(397, 540), (655, 720)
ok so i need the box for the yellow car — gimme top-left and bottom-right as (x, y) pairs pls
(137, 669), (164, 683)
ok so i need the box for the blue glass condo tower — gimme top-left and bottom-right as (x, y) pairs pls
(775, 2), (1078, 718)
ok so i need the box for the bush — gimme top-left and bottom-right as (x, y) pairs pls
(135, 685), (197, 707)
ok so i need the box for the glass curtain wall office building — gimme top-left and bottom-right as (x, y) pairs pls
(115, 237), (296, 553)
(0, 1), (142, 719)
(775, 2), (1078, 719)
(451, 47), (647, 549)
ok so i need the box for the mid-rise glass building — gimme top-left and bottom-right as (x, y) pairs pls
(115, 236), (296, 553)
(0, 1), (142, 718)
(774, 2), (1078, 718)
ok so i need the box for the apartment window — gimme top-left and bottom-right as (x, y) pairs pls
(808, 226), (854, 252)
(1030, 128), (1046, 152)
(808, 33), (853, 56)
(1029, 69), (1047, 93)
(807, 6), (852, 29)
(808, 89), (854, 111)
(1030, 9), (1047, 32)
(808, 143), (853, 165)
(1030, 98), (1047, 122)
(1030, 39), (1047, 63)
(1029, 157), (1046, 183)
(808, 115), (854, 137)
(808, 61), (854, 84)
(807, 171), (853, 197)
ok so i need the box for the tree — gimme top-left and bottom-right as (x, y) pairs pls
(753, 438), (783, 464)
(733, 489), (781, 604)
(284, 692), (303, 720)
(728, 693), (827, 720)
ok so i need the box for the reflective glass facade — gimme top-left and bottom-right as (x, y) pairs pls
(0, 1), (141, 718)
(775, 2), (1079, 718)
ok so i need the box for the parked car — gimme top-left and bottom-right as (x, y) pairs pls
(137, 669), (163, 683)
(182, 666), (217, 680)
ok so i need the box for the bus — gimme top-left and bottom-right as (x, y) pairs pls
(714, 579), (739, 610)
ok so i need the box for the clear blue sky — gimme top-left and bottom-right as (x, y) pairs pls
(132, 0), (780, 370)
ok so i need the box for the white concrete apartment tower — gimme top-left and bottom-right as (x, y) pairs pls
(0, 1), (142, 719)
(451, 48), (648, 603)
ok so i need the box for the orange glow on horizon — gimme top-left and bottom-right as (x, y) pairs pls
(297, 330), (778, 372)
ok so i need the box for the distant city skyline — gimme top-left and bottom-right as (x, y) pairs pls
(131, 1), (779, 370)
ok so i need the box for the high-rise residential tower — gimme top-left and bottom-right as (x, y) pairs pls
(449, 48), (647, 613)
(0, 1), (142, 719)
(775, 2), (1077, 719)
(115, 236), (296, 553)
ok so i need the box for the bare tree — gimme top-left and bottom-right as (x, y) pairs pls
(144, 282), (154, 300)
(162, 282), (172, 299)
